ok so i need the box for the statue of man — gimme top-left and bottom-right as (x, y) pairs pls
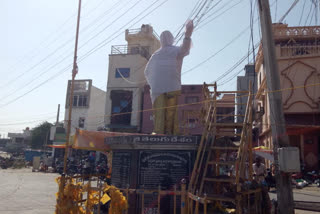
(144, 21), (194, 135)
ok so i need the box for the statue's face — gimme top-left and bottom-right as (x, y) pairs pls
(160, 31), (174, 47)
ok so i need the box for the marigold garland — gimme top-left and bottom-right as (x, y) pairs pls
(55, 176), (128, 214)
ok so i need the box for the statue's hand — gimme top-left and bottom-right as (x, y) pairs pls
(185, 20), (194, 38)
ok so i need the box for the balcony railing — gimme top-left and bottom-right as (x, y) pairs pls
(111, 44), (150, 58)
(126, 28), (141, 35)
(279, 44), (320, 57)
(126, 25), (160, 40)
(274, 26), (320, 40)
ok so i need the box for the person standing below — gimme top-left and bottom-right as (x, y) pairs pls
(253, 157), (266, 183)
(144, 20), (194, 135)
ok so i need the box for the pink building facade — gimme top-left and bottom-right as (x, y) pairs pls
(254, 24), (320, 171)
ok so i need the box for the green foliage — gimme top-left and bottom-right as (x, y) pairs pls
(31, 121), (53, 149)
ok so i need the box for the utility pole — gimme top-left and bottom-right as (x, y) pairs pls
(257, 1), (294, 214)
(57, 1), (81, 213)
(63, 0), (82, 175)
(56, 104), (60, 126)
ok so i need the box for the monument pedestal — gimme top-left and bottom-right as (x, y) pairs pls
(105, 135), (198, 214)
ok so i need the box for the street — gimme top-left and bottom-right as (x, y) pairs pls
(0, 168), (57, 214)
(0, 168), (319, 214)
(269, 187), (320, 214)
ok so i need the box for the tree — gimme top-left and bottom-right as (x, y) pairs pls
(31, 121), (53, 149)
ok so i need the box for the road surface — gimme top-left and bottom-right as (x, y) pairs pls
(270, 186), (320, 214)
(0, 168), (319, 214)
(0, 168), (57, 214)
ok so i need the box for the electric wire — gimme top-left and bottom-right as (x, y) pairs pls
(214, 0), (296, 87)
(78, 0), (169, 63)
(0, 116), (57, 126)
(182, 26), (253, 76)
(173, 0), (205, 39)
(299, 0), (307, 25)
(84, 81), (320, 127)
(195, 0), (244, 31)
(78, 0), (145, 50)
(304, 2), (314, 26)
(1, 0), (241, 105)
(115, 0), (266, 86)
(278, 0), (300, 23)
(0, 0), (95, 88)
(0, 0), (131, 97)
(0, 0), (169, 109)
(93, 0), (243, 86)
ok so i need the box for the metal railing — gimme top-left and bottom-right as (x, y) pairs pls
(279, 44), (320, 57)
(126, 27), (160, 40)
(119, 182), (187, 214)
(111, 44), (150, 58)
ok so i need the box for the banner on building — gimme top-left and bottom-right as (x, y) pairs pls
(72, 129), (144, 151)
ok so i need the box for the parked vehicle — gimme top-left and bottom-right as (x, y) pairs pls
(304, 171), (320, 184)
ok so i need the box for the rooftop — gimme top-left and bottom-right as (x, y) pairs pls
(273, 24), (320, 41)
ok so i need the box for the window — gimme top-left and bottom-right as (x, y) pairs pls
(15, 138), (23, 143)
(115, 68), (130, 78)
(188, 118), (197, 128)
(73, 96), (78, 107)
(72, 95), (88, 107)
(79, 117), (85, 128)
(259, 73), (261, 85)
(110, 90), (133, 125)
(78, 95), (87, 107)
(185, 96), (199, 104)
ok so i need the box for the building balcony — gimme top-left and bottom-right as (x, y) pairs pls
(111, 44), (151, 59)
(278, 44), (320, 58)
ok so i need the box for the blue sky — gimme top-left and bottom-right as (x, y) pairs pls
(0, 0), (318, 136)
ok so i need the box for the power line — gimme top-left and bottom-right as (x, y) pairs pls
(1, 0), (94, 83)
(85, 82), (320, 127)
(0, 116), (57, 126)
(0, 0), (152, 100)
(90, 0), (239, 86)
(304, 2), (314, 26)
(0, 0), (130, 93)
(182, 26), (252, 76)
(212, 0), (294, 87)
(175, 0), (218, 44)
(0, 111), (65, 122)
(0, 0), (169, 109)
(78, 0), (145, 50)
(299, 0), (307, 25)
(118, 0), (259, 85)
(278, 0), (300, 23)
(78, 0), (168, 62)
(195, 0), (244, 31)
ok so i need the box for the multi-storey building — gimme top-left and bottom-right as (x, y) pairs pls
(64, 79), (106, 135)
(236, 64), (257, 124)
(104, 25), (160, 132)
(254, 24), (320, 170)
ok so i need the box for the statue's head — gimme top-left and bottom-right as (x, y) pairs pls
(160, 31), (174, 47)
